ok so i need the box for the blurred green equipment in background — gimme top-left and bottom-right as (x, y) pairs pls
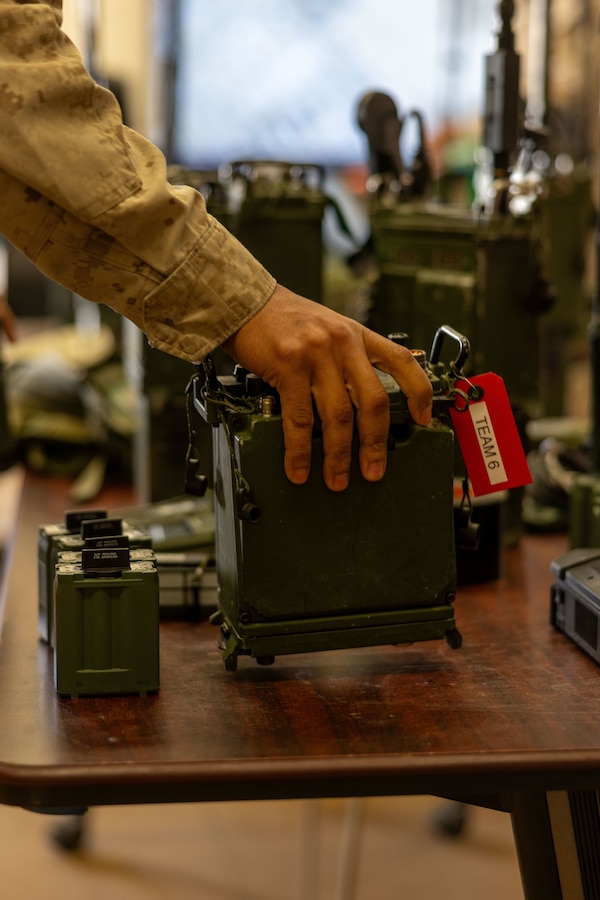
(362, 194), (551, 421)
(356, 76), (553, 426)
(172, 160), (328, 302)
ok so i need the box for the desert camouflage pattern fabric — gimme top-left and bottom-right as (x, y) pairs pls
(0, 0), (276, 361)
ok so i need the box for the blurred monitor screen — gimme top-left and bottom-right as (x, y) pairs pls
(172, 0), (498, 168)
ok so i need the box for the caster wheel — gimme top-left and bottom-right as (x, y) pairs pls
(432, 801), (468, 837)
(50, 814), (87, 852)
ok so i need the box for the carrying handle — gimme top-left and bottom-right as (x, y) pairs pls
(429, 325), (470, 371)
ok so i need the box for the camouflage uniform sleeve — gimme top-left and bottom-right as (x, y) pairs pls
(0, 0), (276, 362)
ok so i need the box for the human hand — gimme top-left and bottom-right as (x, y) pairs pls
(222, 284), (433, 491)
(0, 298), (17, 342)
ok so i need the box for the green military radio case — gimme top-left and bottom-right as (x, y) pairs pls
(189, 326), (476, 670)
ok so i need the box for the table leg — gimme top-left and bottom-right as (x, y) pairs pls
(511, 790), (600, 900)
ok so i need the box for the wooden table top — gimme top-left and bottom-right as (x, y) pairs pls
(1, 472), (599, 812)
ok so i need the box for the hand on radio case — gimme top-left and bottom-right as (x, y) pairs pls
(222, 284), (433, 491)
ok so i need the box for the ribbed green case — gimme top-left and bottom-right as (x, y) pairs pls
(53, 556), (160, 698)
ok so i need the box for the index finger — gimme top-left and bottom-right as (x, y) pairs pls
(363, 330), (433, 425)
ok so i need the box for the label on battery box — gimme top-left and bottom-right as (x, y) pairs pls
(84, 535), (130, 551)
(449, 373), (532, 497)
(65, 508), (107, 533)
(81, 516), (123, 539)
(81, 546), (131, 574)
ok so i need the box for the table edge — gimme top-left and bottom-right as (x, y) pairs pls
(2, 748), (600, 811)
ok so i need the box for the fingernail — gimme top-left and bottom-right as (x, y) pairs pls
(366, 461), (386, 481)
(414, 405), (432, 426)
(330, 473), (349, 492)
(289, 467), (310, 484)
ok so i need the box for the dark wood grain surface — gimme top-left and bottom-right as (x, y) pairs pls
(1, 472), (599, 811)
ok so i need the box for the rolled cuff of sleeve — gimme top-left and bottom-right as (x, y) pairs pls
(139, 216), (277, 362)
(0, 170), (276, 362)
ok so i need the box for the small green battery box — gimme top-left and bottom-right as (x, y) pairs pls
(38, 512), (152, 646)
(53, 543), (160, 698)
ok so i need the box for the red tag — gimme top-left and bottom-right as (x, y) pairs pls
(449, 373), (532, 497)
